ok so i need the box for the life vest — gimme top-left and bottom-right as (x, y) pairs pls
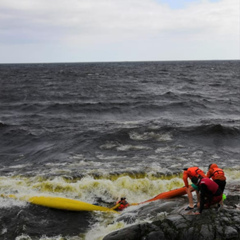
(210, 167), (225, 180)
(183, 167), (206, 188)
(116, 200), (129, 211)
(187, 167), (206, 179)
(199, 178), (219, 195)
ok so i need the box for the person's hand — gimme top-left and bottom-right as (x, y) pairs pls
(195, 212), (201, 215)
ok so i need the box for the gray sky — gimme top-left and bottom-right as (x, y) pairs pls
(0, 0), (239, 63)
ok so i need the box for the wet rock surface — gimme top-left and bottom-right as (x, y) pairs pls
(103, 195), (240, 240)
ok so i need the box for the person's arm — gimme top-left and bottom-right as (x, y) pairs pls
(207, 169), (213, 178)
(111, 203), (120, 210)
(183, 172), (189, 188)
(199, 185), (207, 213)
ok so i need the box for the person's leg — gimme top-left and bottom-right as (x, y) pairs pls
(191, 183), (199, 207)
(185, 186), (195, 209)
(196, 191), (200, 205)
(214, 180), (226, 192)
(209, 195), (222, 207)
(214, 180), (226, 205)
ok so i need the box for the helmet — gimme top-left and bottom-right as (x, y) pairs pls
(120, 197), (126, 201)
(191, 176), (200, 185)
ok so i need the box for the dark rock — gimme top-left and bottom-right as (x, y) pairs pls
(199, 224), (214, 240)
(224, 226), (238, 240)
(103, 195), (240, 240)
(102, 223), (157, 240)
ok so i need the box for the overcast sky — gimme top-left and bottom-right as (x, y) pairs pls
(0, 0), (239, 63)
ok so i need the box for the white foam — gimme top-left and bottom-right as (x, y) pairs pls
(100, 141), (119, 150)
(129, 131), (172, 142)
(155, 146), (171, 153)
(116, 144), (152, 151)
(0, 197), (27, 208)
(8, 164), (32, 169)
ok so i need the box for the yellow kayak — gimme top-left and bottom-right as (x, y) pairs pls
(1, 194), (117, 213)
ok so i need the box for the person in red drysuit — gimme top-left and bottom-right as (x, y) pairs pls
(191, 176), (222, 214)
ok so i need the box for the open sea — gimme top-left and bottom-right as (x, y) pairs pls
(0, 60), (240, 239)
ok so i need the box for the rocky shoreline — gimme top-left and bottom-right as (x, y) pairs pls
(103, 195), (240, 240)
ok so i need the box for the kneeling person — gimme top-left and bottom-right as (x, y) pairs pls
(191, 176), (222, 214)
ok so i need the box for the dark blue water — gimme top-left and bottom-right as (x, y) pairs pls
(0, 60), (240, 239)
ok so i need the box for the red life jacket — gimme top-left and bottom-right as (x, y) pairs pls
(199, 178), (219, 195)
(116, 200), (129, 211)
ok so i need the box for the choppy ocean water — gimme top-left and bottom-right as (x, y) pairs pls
(0, 60), (240, 239)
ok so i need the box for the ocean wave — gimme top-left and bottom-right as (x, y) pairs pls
(157, 122), (240, 136)
(0, 174), (184, 206)
(0, 122), (9, 128)
(188, 124), (240, 136)
(1, 97), (209, 119)
(129, 131), (172, 142)
(0, 123), (36, 141)
(0, 168), (239, 206)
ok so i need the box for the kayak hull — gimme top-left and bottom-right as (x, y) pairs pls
(139, 187), (187, 204)
(28, 196), (117, 212)
(1, 194), (117, 213)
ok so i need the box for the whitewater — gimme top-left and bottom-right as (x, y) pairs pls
(0, 60), (240, 239)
